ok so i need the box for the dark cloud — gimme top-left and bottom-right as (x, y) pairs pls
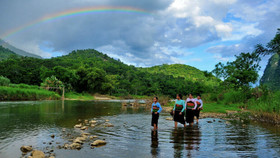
(0, 0), (279, 67)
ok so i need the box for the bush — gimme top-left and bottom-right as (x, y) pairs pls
(0, 76), (10, 86)
(0, 86), (60, 101)
(223, 90), (247, 105)
(9, 83), (39, 89)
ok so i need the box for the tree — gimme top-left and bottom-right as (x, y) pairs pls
(41, 75), (64, 93)
(212, 52), (261, 89)
(255, 28), (280, 56)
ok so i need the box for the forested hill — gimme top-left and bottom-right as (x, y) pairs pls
(141, 64), (220, 87)
(260, 53), (280, 90)
(0, 48), (220, 96)
(0, 39), (42, 58)
(0, 46), (18, 60)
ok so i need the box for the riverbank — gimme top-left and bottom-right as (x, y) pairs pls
(0, 86), (60, 101)
(161, 102), (280, 125)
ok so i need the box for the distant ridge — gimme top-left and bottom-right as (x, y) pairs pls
(0, 39), (41, 58)
(260, 53), (280, 90)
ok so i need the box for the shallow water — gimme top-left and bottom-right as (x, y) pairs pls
(0, 100), (279, 158)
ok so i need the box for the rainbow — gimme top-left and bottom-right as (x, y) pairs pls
(1, 6), (151, 40)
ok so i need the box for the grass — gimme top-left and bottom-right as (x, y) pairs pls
(65, 92), (94, 100)
(0, 86), (60, 101)
(202, 103), (241, 113)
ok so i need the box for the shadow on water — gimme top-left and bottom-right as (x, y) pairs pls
(151, 130), (159, 157)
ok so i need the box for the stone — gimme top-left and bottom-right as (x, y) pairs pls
(62, 128), (66, 132)
(89, 135), (98, 139)
(80, 126), (87, 130)
(63, 144), (69, 149)
(20, 146), (33, 152)
(70, 143), (82, 150)
(73, 136), (86, 144)
(89, 120), (97, 124)
(165, 117), (173, 121)
(91, 140), (106, 146)
(49, 157), (55, 158)
(84, 120), (89, 123)
(31, 150), (45, 158)
(90, 124), (95, 127)
(105, 120), (109, 122)
(105, 123), (114, 127)
(207, 121), (213, 123)
(28, 156), (33, 158)
(74, 124), (82, 128)
(81, 132), (90, 136)
(51, 134), (55, 138)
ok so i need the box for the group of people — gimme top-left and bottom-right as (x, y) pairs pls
(151, 94), (203, 130)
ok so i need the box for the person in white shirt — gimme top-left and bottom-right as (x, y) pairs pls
(185, 93), (197, 126)
(195, 95), (203, 123)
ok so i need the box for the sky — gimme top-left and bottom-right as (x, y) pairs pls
(0, 0), (279, 77)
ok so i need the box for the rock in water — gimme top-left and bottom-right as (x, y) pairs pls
(207, 121), (213, 123)
(31, 150), (45, 158)
(91, 140), (106, 146)
(165, 117), (173, 121)
(105, 123), (114, 127)
(51, 134), (55, 138)
(74, 124), (82, 128)
(80, 126), (87, 130)
(81, 132), (90, 136)
(89, 135), (98, 139)
(20, 146), (33, 152)
(89, 120), (97, 124)
(70, 143), (82, 150)
(105, 120), (109, 122)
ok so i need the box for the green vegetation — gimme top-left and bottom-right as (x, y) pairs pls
(202, 103), (241, 113)
(0, 28), (280, 125)
(0, 86), (60, 101)
(0, 76), (10, 86)
(247, 91), (280, 114)
(0, 46), (18, 60)
(141, 64), (220, 87)
(260, 53), (280, 91)
(0, 49), (219, 99)
(65, 92), (94, 100)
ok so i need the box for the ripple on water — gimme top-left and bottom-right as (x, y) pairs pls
(0, 101), (280, 158)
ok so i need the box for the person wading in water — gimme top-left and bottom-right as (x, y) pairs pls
(194, 95), (203, 123)
(151, 97), (162, 131)
(172, 94), (186, 128)
(185, 93), (197, 126)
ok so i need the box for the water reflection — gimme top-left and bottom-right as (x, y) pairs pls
(0, 101), (280, 158)
(185, 125), (201, 157)
(151, 130), (159, 157)
(171, 128), (185, 157)
(170, 125), (201, 157)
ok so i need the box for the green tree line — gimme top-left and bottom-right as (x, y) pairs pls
(0, 49), (219, 97)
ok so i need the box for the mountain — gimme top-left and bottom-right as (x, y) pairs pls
(0, 49), (220, 96)
(0, 46), (18, 60)
(0, 39), (41, 58)
(260, 53), (280, 90)
(141, 64), (220, 87)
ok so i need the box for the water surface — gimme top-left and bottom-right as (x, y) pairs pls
(0, 100), (279, 158)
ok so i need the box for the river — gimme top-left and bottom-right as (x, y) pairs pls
(0, 100), (279, 158)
